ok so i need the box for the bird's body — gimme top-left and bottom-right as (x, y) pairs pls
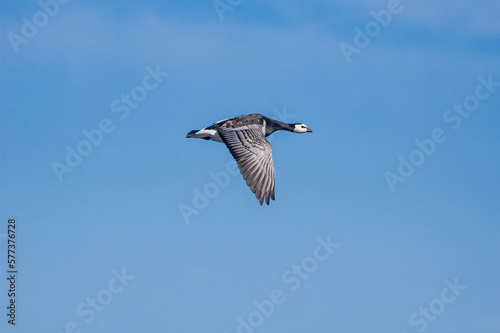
(186, 113), (312, 205)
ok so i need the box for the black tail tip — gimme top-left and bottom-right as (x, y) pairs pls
(186, 130), (198, 138)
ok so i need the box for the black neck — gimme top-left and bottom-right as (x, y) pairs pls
(264, 117), (294, 135)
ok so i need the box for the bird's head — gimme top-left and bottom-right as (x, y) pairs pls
(293, 123), (313, 133)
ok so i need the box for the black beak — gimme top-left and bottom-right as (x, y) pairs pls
(307, 128), (313, 133)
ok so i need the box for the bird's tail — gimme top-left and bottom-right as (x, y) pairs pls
(186, 129), (211, 140)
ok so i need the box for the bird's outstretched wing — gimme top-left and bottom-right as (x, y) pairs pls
(218, 123), (275, 205)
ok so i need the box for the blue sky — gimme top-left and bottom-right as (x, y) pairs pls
(1, 0), (499, 332)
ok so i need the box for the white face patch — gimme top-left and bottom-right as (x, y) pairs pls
(293, 124), (310, 133)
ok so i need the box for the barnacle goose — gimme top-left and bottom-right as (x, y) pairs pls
(186, 113), (312, 205)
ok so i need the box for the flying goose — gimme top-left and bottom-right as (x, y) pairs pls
(186, 113), (312, 205)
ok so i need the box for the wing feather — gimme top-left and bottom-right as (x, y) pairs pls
(218, 123), (275, 205)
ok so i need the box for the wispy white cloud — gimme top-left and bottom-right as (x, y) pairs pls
(3, 5), (341, 76)
(2, 1), (497, 80)
(262, 0), (500, 36)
